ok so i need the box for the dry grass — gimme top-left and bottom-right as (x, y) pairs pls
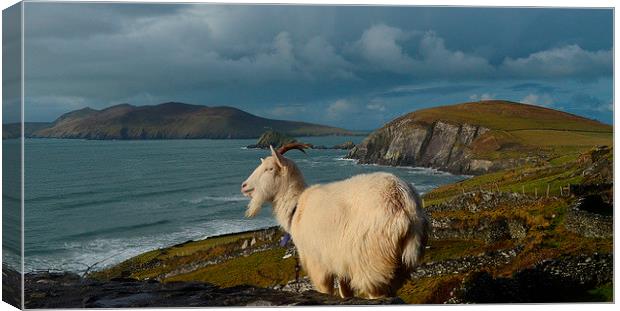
(409, 101), (611, 132)
(164, 248), (298, 288)
(89, 229), (281, 281)
(397, 275), (464, 304)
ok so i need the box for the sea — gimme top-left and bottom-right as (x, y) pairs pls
(5, 137), (468, 272)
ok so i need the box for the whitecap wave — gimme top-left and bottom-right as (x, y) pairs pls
(25, 216), (278, 273)
(353, 161), (461, 177)
(334, 157), (357, 162)
(186, 195), (249, 204)
(405, 166), (456, 176)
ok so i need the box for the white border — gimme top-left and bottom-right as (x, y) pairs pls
(20, 1), (25, 309)
(0, 1), (617, 311)
(6, 0), (619, 8)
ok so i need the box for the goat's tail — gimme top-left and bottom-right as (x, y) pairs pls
(396, 179), (430, 270)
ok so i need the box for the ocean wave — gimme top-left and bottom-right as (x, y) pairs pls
(186, 195), (249, 204)
(405, 166), (456, 176)
(24, 217), (278, 273)
(198, 218), (276, 240)
(62, 219), (172, 240)
(334, 157), (357, 162)
(2, 251), (21, 272)
(354, 161), (465, 177)
(50, 184), (214, 211)
(25, 237), (167, 273)
(410, 183), (435, 195)
(26, 189), (100, 204)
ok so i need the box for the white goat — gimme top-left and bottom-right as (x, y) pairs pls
(241, 143), (429, 299)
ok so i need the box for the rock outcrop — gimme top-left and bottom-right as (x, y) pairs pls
(247, 131), (356, 150)
(447, 253), (613, 303)
(578, 145), (613, 185)
(246, 130), (297, 149)
(347, 118), (505, 175)
(425, 191), (534, 243)
(311, 141), (356, 150)
(2, 264), (21, 308)
(22, 271), (402, 308)
(564, 196), (613, 238)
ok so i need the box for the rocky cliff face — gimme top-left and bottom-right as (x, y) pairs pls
(347, 118), (508, 175)
(346, 101), (612, 175)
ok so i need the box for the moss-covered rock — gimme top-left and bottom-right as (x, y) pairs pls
(23, 270), (403, 308)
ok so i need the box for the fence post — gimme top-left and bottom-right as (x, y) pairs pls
(522, 185), (525, 195)
(546, 184), (550, 198)
(535, 188), (538, 198)
(560, 186), (563, 196)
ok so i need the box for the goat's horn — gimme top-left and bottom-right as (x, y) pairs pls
(278, 142), (311, 155)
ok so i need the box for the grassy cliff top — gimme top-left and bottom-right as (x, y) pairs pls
(402, 100), (611, 132)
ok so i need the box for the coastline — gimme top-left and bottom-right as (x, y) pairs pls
(15, 181), (614, 306)
(85, 145), (612, 304)
(21, 137), (466, 273)
(12, 142), (615, 306)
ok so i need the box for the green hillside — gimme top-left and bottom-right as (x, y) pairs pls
(408, 100), (611, 132)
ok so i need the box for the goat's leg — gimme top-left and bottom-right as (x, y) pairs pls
(317, 274), (335, 296)
(338, 277), (353, 298)
(306, 264), (334, 295)
(367, 287), (389, 299)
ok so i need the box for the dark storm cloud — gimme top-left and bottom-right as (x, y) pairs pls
(21, 3), (613, 129)
(3, 3), (22, 123)
(25, 3), (184, 39)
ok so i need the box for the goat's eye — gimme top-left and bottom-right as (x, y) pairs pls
(266, 167), (274, 172)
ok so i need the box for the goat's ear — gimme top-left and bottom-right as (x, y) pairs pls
(260, 158), (264, 163)
(269, 145), (285, 168)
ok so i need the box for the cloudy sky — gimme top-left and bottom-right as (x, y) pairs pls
(16, 3), (613, 129)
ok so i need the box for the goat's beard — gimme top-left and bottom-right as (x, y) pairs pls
(246, 191), (267, 218)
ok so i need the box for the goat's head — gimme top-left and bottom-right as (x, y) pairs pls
(241, 143), (309, 218)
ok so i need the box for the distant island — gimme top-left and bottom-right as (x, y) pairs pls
(4, 102), (359, 140)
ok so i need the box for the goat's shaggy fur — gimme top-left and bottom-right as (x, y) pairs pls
(241, 146), (429, 298)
